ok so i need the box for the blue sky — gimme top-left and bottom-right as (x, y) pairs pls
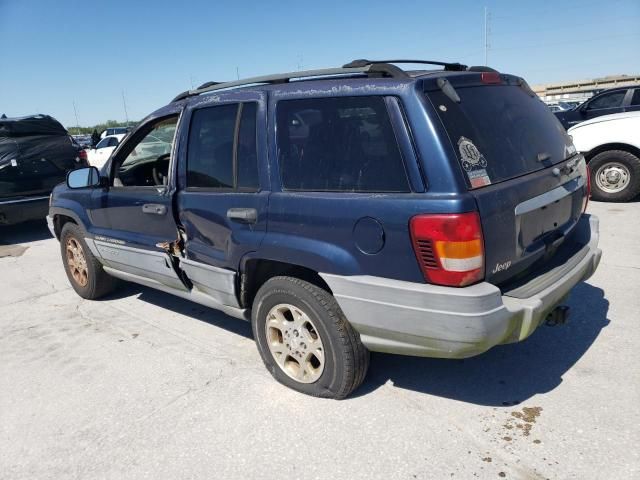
(1, 0), (638, 127)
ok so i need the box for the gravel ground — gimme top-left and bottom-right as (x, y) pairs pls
(0, 200), (638, 480)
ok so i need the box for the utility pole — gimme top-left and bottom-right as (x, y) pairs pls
(484, 6), (491, 66)
(121, 90), (129, 127)
(72, 101), (80, 131)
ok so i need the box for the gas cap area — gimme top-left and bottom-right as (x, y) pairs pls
(353, 217), (385, 255)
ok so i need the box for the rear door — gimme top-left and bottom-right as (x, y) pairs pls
(424, 74), (589, 286)
(581, 89), (627, 123)
(175, 95), (268, 306)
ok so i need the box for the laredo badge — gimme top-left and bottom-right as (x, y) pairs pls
(457, 136), (491, 188)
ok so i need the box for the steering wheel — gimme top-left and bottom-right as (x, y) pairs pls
(152, 153), (171, 186)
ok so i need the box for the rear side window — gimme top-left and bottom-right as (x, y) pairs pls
(587, 91), (625, 110)
(276, 96), (409, 192)
(427, 83), (574, 188)
(187, 104), (237, 188)
(187, 103), (259, 190)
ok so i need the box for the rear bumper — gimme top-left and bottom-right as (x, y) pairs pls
(321, 214), (601, 358)
(0, 196), (49, 226)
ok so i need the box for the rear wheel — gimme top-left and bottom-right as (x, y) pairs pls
(251, 276), (369, 399)
(589, 150), (640, 202)
(60, 222), (118, 299)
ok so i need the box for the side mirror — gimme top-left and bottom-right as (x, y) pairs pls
(67, 166), (101, 189)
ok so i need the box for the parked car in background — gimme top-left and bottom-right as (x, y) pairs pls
(555, 85), (640, 129)
(0, 114), (87, 225)
(99, 127), (130, 139)
(569, 111), (640, 202)
(86, 134), (125, 168)
(72, 134), (93, 148)
(48, 60), (600, 398)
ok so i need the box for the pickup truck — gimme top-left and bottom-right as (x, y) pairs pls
(48, 60), (602, 398)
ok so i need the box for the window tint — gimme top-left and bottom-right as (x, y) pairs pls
(236, 103), (259, 190)
(276, 96), (409, 192)
(108, 137), (119, 147)
(587, 91), (625, 110)
(631, 89), (640, 106)
(187, 104), (237, 188)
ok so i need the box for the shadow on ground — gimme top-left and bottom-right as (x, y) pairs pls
(103, 282), (253, 340)
(106, 279), (608, 406)
(356, 282), (609, 405)
(0, 219), (52, 245)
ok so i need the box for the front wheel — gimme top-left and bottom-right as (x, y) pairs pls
(60, 222), (118, 299)
(251, 276), (369, 399)
(589, 150), (640, 202)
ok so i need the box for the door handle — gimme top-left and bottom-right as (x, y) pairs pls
(142, 203), (167, 215)
(227, 208), (257, 224)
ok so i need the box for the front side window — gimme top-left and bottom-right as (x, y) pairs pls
(186, 102), (259, 190)
(630, 89), (640, 106)
(96, 138), (110, 149)
(587, 91), (626, 110)
(114, 116), (178, 187)
(276, 96), (409, 192)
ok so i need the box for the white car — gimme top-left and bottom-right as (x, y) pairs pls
(568, 111), (640, 202)
(86, 134), (125, 168)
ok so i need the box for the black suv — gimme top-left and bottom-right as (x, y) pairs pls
(555, 85), (640, 129)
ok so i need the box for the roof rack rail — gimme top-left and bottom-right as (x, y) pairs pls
(343, 59), (468, 72)
(170, 63), (410, 103)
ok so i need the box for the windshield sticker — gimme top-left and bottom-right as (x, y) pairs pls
(457, 136), (491, 187)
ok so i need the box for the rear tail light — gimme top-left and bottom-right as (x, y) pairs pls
(582, 164), (591, 213)
(410, 212), (485, 287)
(78, 149), (88, 162)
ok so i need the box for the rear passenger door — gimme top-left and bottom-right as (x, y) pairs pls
(582, 90), (627, 122)
(176, 97), (268, 306)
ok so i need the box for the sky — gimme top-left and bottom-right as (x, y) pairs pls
(0, 0), (638, 127)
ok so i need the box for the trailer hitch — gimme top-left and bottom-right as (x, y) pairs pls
(545, 305), (570, 327)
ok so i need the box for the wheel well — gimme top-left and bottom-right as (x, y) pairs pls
(584, 143), (640, 162)
(240, 259), (332, 309)
(53, 214), (76, 239)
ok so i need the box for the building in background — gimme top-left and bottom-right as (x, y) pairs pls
(533, 74), (640, 104)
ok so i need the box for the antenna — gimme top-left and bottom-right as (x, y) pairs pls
(72, 101), (80, 131)
(121, 90), (129, 127)
(484, 6), (491, 66)
(236, 66), (240, 80)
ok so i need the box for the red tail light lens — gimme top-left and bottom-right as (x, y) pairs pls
(583, 164), (591, 213)
(79, 149), (87, 161)
(481, 72), (502, 84)
(410, 212), (485, 287)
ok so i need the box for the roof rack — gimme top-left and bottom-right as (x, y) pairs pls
(171, 59), (467, 102)
(343, 59), (468, 71)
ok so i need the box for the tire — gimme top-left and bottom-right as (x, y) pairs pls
(589, 150), (640, 202)
(60, 222), (118, 299)
(251, 276), (369, 399)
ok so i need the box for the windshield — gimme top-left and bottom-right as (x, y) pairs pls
(427, 83), (575, 188)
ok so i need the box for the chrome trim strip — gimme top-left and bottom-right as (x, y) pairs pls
(0, 195), (49, 205)
(515, 176), (585, 216)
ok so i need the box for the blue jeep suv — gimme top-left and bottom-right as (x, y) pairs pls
(48, 60), (601, 398)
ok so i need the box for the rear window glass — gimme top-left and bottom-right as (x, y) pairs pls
(276, 96), (410, 192)
(427, 84), (574, 188)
